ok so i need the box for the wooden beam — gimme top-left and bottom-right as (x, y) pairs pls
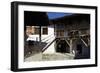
(65, 39), (70, 47)
(80, 38), (88, 47)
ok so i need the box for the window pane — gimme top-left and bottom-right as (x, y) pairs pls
(34, 27), (39, 34)
(42, 27), (48, 34)
(26, 26), (33, 35)
(26, 26), (40, 35)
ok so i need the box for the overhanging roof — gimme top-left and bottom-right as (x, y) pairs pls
(51, 14), (90, 25)
(24, 11), (49, 26)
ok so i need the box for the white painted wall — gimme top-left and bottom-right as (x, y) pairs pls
(27, 26), (55, 43)
(42, 26), (56, 53)
(41, 26), (55, 43)
(43, 42), (55, 54)
(0, 0), (99, 73)
(27, 25), (56, 53)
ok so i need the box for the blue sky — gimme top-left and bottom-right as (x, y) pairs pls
(47, 12), (73, 20)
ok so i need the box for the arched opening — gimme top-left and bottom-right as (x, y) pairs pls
(55, 40), (70, 53)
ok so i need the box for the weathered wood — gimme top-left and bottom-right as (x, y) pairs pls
(70, 39), (73, 54)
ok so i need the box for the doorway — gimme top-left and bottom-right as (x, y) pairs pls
(56, 40), (70, 53)
(76, 44), (82, 54)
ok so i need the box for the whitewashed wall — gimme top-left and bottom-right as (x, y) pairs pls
(27, 25), (55, 42)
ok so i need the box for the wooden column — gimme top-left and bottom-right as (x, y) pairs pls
(70, 39), (73, 53)
(54, 24), (55, 36)
(39, 25), (41, 43)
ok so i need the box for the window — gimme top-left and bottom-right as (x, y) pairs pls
(26, 26), (40, 35)
(34, 27), (39, 34)
(42, 27), (48, 35)
(26, 26), (33, 35)
(26, 26), (48, 35)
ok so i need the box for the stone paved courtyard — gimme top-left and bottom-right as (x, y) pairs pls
(24, 53), (75, 62)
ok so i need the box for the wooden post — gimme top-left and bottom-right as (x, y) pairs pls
(39, 25), (41, 43)
(70, 39), (73, 54)
(88, 38), (90, 46)
(81, 38), (88, 47)
(54, 24), (56, 36)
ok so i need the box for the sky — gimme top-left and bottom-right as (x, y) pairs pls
(47, 12), (73, 20)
